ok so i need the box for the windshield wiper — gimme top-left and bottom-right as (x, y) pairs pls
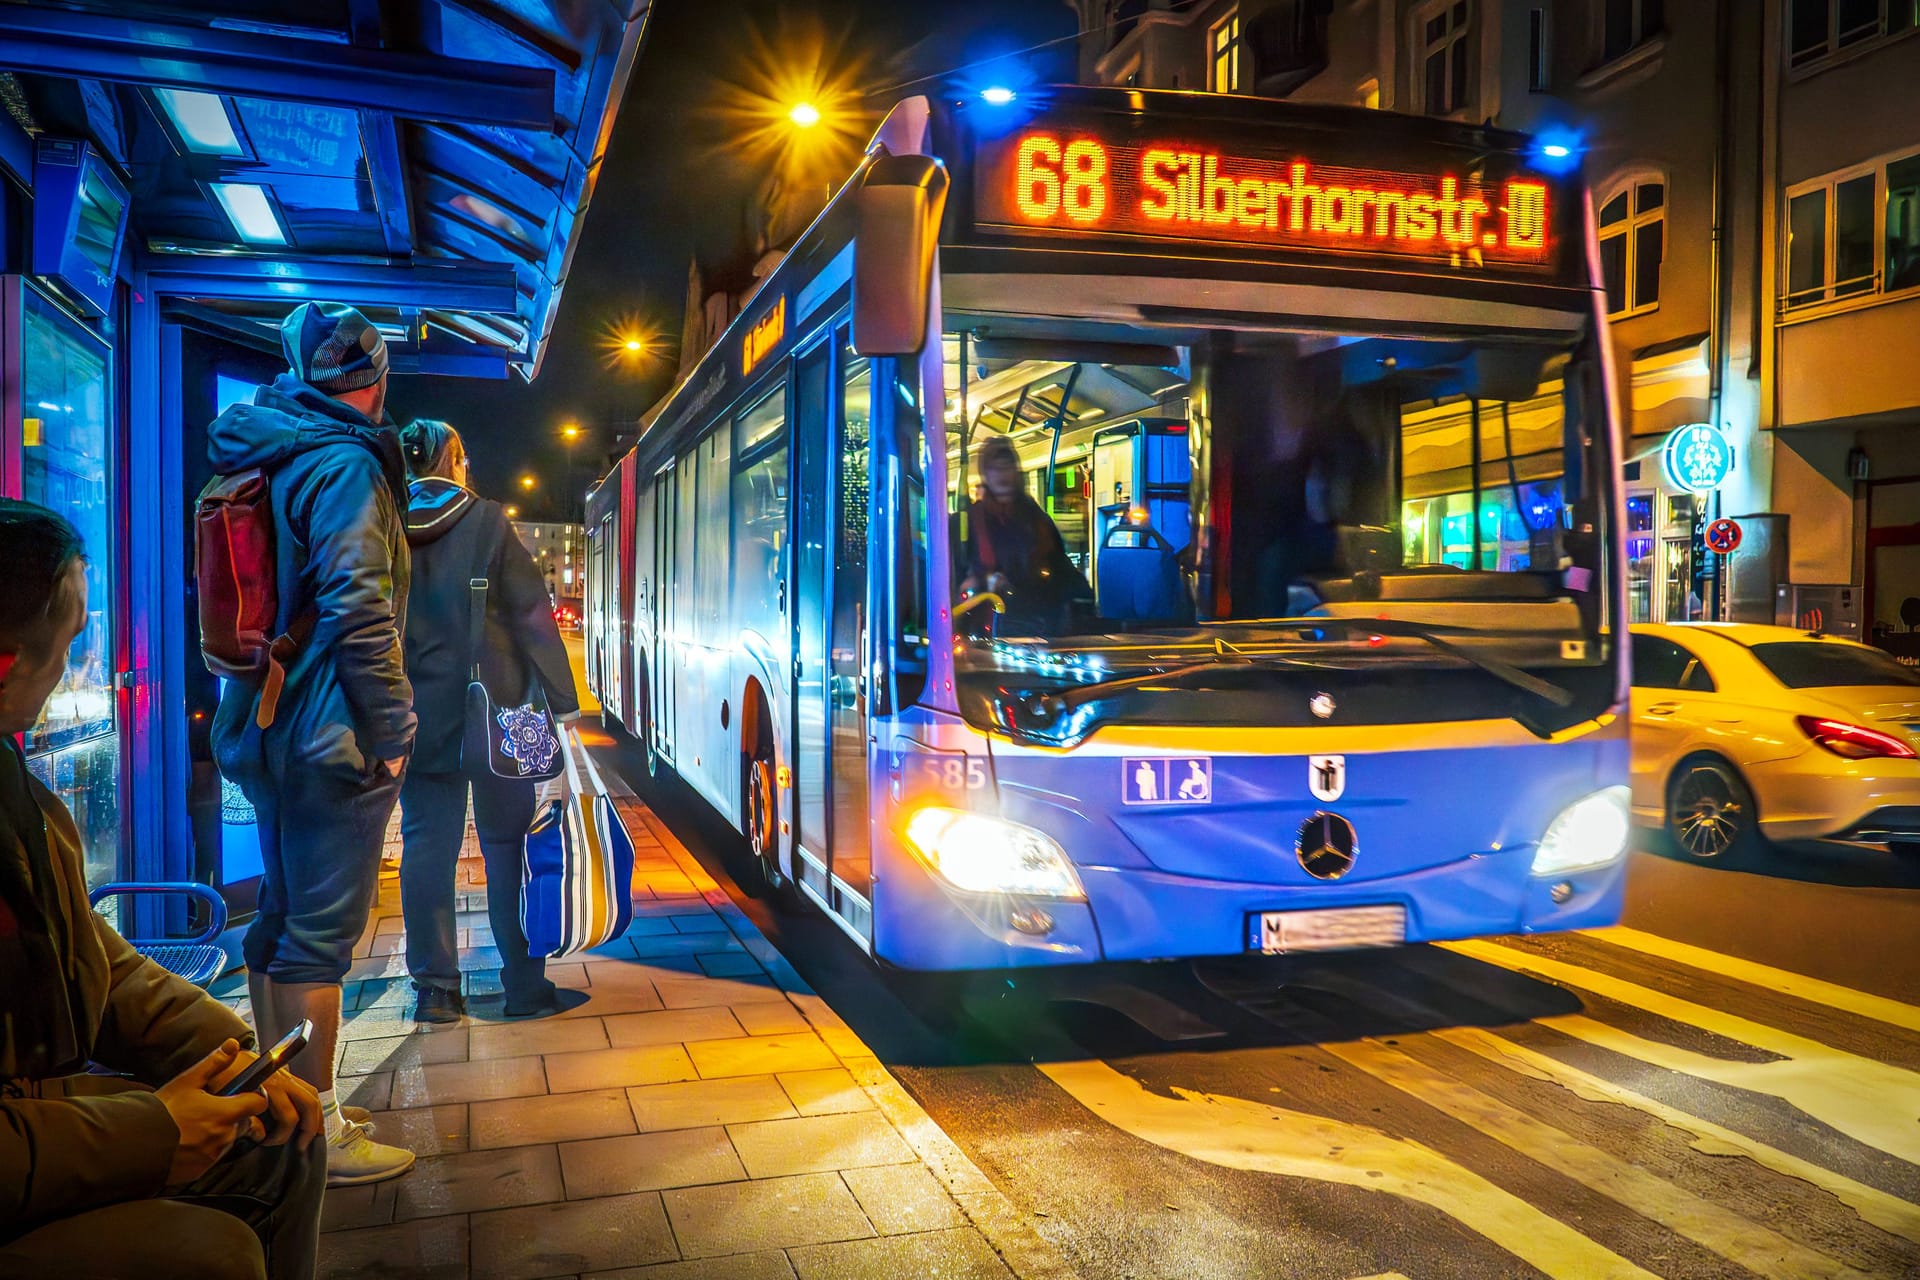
(1019, 648), (1328, 719)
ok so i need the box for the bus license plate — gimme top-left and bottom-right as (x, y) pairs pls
(1251, 905), (1407, 954)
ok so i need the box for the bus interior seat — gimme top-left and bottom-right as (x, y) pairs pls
(1097, 522), (1189, 623)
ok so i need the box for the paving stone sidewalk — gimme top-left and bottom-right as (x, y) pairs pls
(227, 735), (1077, 1280)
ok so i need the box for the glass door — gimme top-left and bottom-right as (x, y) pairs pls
(17, 283), (120, 889)
(791, 335), (875, 927)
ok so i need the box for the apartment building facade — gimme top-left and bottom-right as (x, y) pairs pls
(513, 519), (587, 604)
(1067, 0), (1920, 641)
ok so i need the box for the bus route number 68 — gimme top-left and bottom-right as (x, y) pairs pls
(924, 757), (989, 791)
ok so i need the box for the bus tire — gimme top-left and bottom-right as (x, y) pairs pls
(742, 722), (802, 911)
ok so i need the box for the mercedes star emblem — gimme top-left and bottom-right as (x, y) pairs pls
(1296, 812), (1358, 880)
(1309, 691), (1336, 719)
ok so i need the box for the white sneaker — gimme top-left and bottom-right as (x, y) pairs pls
(326, 1119), (416, 1187)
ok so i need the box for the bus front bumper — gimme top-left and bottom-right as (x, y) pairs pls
(870, 844), (1626, 971)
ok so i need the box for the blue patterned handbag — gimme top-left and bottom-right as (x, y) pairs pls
(461, 573), (564, 782)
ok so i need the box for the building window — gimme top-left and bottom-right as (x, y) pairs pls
(1790, 0), (1919, 69)
(1603, 0), (1664, 63)
(1598, 178), (1665, 317)
(1786, 149), (1920, 310)
(1209, 9), (1242, 93)
(1528, 8), (1552, 91)
(1414, 1), (1474, 117)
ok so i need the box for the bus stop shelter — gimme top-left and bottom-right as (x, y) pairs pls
(0, 0), (651, 932)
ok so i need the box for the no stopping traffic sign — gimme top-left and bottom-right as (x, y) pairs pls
(1705, 518), (1742, 554)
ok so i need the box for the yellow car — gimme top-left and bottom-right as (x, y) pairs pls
(1630, 622), (1920, 858)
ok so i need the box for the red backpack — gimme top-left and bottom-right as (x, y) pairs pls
(194, 469), (309, 729)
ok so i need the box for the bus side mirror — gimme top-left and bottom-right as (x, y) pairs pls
(853, 154), (949, 358)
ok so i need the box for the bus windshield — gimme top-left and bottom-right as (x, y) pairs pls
(941, 316), (1613, 739)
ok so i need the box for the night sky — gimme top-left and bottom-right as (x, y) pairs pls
(387, 0), (1075, 520)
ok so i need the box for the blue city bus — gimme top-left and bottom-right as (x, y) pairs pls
(585, 86), (1629, 970)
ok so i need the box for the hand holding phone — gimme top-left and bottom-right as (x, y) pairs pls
(217, 1019), (312, 1097)
(156, 1040), (272, 1188)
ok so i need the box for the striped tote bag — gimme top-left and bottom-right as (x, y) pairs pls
(522, 725), (635, 958)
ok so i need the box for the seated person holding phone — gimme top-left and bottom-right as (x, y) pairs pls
(0, 500), (325, 1280)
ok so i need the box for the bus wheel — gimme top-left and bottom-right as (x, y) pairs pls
(1667, 755), (1760, 860)
(743, 736), (801, 910)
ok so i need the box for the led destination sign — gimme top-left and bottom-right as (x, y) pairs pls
(975, 124), (1556, 269)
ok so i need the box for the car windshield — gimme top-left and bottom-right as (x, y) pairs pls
(1752, 641), (1920, 689)
(941, 319), (1608, 657)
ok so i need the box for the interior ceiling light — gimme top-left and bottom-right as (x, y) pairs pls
(209, 182), (287, 245)
(155, 88), (243, 156)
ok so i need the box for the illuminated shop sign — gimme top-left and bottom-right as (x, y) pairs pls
(1660, 423), (1732, 494)
(975, 124), (1555, 268)
(741, 294), (786, 376)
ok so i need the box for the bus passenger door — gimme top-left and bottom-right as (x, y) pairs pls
(791, 334), (874, 937)
(654, 461), (679, 765)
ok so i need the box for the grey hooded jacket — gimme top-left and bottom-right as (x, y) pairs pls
(208, 374), (416, 778)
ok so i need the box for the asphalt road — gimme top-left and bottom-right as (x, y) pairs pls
(596, 720), (1920, 1280)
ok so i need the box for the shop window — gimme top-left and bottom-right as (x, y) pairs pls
(1603, 0), (1664, 62)
(1790, 0), (1918, 69)
(1626, 492), (1654, 622)
(1597, 178), (1664, 317)
(19, 287), (119, 890)
(1209, 8), (1242, 93)
(1414, 0), (1475, 117)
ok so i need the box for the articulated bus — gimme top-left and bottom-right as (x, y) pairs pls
(586, 86), (1629, 970)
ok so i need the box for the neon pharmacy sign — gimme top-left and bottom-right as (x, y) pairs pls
(981, 131), (1552, 266)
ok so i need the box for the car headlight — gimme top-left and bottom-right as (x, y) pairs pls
(1531, 786), (1631, 877)
(902, 807), (1086, 899)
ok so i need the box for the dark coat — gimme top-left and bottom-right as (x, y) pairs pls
(1, 742), (253, 1238)
(402, 478), (581, 775)
(207, 375), (416, 778)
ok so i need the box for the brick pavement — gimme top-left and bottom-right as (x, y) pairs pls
(226, 741), (1078, 1280)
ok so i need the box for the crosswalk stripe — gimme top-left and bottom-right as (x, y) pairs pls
(1436, 1025), (1920, 1245)
(1439, 937), (1920, 1168)
(1586, 927), (1920, 1034)
(1038, 1058), (1660, 1280)
(1326, 1036), (1876, 1278)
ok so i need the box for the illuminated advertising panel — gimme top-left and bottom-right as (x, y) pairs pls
(972, 113), (1561, 275)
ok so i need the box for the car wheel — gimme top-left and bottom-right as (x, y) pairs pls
(1666, 755), (1760, 860)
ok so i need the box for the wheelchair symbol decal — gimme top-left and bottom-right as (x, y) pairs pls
(1122, 758), (1212, 805)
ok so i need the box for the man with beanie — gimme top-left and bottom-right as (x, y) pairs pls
(208, 301), (417, 1186)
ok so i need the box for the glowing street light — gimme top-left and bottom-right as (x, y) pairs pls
(519, 474), (537, 491)
(623, 337), (644, 353)
(787, 101), (821, 129)
(505, 504), (520, 518)
(561, 422), (581, 441)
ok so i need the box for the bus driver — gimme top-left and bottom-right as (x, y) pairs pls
(955, 435), (1089, 631)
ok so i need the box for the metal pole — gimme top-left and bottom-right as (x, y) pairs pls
(1469, 398), (1483, 570)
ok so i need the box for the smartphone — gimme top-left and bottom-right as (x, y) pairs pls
(217, 1019), (312, 1097)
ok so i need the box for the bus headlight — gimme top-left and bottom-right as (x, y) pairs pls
(902, 807), (1086, 899)
(1531, 786), (1631, 877)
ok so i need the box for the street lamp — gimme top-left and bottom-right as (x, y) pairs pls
(559, 422), (584, 524)
(504, 504), (520, 518)
(519, 474), (536, 491)
(787, 101), (821, 129)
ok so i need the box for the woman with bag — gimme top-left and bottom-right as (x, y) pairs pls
(395, 420), (582, 1023)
